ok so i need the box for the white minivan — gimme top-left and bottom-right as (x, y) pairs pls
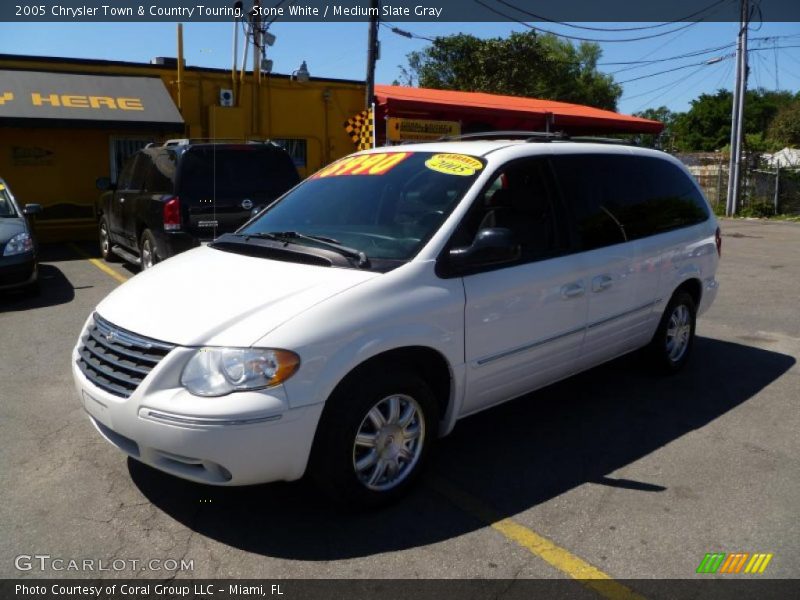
(73, 137), (720, 506)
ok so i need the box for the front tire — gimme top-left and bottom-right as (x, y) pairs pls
(646, 291), (697, 374)
(139, 229), (159, 270)
(309, 367), (438, 508)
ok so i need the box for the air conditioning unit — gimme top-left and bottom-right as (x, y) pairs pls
(219, 89), (234, 107)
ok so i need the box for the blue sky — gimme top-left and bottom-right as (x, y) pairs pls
(1, 20), (799, 115)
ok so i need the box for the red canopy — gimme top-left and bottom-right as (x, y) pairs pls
(374, 85), (663, 135)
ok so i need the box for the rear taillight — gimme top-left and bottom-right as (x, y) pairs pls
(163, 196), (181, 231)
(715, 226), (722, 257)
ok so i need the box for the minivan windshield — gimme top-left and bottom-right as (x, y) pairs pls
(239, 151), (485, 261)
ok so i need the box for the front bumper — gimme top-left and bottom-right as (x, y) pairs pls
(0, 252), (37, 290)
(71, 339), (323, 486)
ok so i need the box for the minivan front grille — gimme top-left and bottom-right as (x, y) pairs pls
(77, 314), (175, 398)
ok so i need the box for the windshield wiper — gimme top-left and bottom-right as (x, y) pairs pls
(246, 231), (370, 268)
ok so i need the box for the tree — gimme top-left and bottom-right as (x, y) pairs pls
(634, 106), (678, 149)
(398, 31), (622, 111)
(670, 88), (795, 152)
(767, 99), (800, 147)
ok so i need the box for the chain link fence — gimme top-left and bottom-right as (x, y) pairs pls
(675, 152), (800, 217)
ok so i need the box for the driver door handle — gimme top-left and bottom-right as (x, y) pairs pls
(560, 282), (585, 299)
(592, 274), (613, 293)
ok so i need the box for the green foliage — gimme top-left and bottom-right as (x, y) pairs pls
(767, 100), (800, 147)
(634, 106), (678, 150)
(739, 202), (776, 218)
(670, 89), (796, 152)
(399, 32), (622, 111)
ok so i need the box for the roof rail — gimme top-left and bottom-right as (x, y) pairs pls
(161, 138), (278, 147)
(569, 136), (635, 146)
(437, 130), (569, 143)
(432, 131), (639, 146)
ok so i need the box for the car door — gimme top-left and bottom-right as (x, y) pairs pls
(457, 157), (588, 416)
(108, 154), (138, 243)
(551, 153), (648, 370)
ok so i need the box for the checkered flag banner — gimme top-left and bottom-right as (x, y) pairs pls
(344, 105), (375, 151)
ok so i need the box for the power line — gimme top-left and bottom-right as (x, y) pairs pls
(380, 22), (435, 43)
(614, 44), (800, 85)
(617, 55), (734, 84)
(492, 0), (733, 33)
(472, 0), (716, 44)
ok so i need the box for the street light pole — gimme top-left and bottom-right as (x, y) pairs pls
(726, 0), (749, 217)
(365, 0), (379, 109)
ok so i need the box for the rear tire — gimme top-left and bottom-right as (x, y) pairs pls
(646, 291), (697, 374)
(98, 218), (119, 263)
(139, 229), (159, 270)
(308, 366), (438, 509)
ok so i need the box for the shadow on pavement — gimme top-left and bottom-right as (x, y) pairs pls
(0, 264), (75, 313)
(129, 337), (794, 560)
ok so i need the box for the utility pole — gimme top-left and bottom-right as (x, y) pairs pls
(726, 0), (749, 216)
(365, 0), (379, 109)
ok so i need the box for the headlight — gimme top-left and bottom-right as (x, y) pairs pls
(180, 347), (300, 397)
(3, 232), (33, 256)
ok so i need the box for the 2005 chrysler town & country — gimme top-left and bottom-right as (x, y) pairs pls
(73, 138), (720, 506)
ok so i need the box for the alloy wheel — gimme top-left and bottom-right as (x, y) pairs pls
(352, 394), (425, 492)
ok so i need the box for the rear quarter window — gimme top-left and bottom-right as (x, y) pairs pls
(552, 153), (709, 250)
(177, 147), (300, 197)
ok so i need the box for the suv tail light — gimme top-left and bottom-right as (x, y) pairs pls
(715, 226), (722, 257)
(163, 196), (181, 231)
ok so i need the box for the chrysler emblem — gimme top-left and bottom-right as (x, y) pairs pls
(241, 199), (253, 210)
(106, 331), (117, 343)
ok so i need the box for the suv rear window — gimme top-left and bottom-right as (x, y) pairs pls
(177, 146), (300, 197)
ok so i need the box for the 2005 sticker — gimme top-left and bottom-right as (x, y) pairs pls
(425, 154), (483, 176)
(312, 152), (411, 179)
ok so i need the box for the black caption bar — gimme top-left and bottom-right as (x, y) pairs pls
(3, 0), (800, 22)
(3, 579), (800, 600)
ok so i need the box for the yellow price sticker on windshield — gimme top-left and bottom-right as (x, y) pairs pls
(0, 184), (5, 190)
(425, 153), (483, 176)
(312, 152), (411, 179)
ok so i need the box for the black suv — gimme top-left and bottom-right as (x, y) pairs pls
(97, 141), (301, 269)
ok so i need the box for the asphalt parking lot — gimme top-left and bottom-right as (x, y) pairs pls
(1, 218), (798, 592)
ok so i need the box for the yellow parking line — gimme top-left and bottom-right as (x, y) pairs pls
(430, 478), (646, 600)
(68, 243), (129, 284)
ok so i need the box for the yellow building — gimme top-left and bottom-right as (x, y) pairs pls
(0, 53), (366, 241)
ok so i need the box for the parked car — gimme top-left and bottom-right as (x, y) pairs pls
(0, 178), (42, 294)
(73, 137), (720, 507)
(96, 140), (301, 269)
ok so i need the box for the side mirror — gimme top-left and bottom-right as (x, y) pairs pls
(23, 203), (42, 216)
(96, 177), (114, 191)
(448, 227), (520, 271)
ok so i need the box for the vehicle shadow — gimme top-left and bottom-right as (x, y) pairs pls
(0, 264), (75, 313)
(129, 337), (795, 560)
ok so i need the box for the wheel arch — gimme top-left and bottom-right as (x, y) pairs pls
(673, 277), (702, 308)
(319, 345), (454, 434)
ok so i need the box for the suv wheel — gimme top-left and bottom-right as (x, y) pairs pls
(646, 290), (697, 373)
(98, 218), (119, 262)
(140, 230), (159, 270)
(309, 367), (438, 508)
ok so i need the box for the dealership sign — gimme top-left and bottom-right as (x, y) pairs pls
(387, 118), (460, 142)
(0, 69), (183, 127)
